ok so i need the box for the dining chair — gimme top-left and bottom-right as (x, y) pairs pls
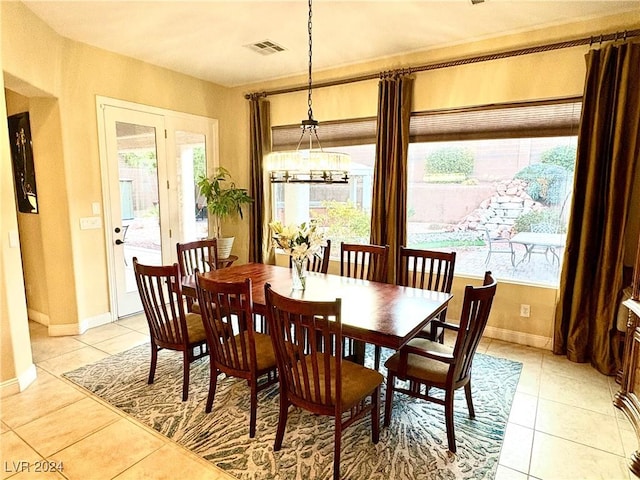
(176, 238), (219, 313)
(195, 275), (278, 438)
(340, 242), (389, 368)
(384, 271), (497, 453)
(398, 247), (456, 344)
(264, 283), (383, 480)
(132, 258), (208, 401)
(340, 242), (389, 282)
(288, 239), (332, 274)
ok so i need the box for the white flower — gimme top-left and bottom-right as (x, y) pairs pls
(269, 220), (325, 261)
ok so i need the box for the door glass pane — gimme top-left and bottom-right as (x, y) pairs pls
(175, 130), (207, 240)
(116, 121), (162, 291)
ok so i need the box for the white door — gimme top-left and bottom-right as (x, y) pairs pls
(102, 106), (171, 317)
(98, 99), (218, 319)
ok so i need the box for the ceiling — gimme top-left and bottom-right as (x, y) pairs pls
(22, 0), (640, 88)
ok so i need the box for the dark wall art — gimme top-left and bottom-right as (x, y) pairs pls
(8, 112), (38, 213)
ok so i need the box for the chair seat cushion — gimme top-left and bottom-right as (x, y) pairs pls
(385, 338), (453, 384)
(219, 331), (276, 372)
(247, 332), (277, 371)
(189, 301), (201, 314)
(297, 354), (383, 411)
(185, 312), (207, 344)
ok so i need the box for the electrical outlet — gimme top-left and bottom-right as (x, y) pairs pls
(520, 304), (531, 317)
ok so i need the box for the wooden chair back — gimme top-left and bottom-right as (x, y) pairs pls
(196, 275), (257, 375)
(340, 242), (389, 282)
(289, 239), (332, 274)
(133, 257), (208, 401)
(133, 259), (191, 351)
(397, 247), (456, 343)
(383, 271), (497, 452)
(451, 271), (497, 383)
(177, 239), (218, 312)
(265, 283), (343, 416)
(264, 283), (382, 479)
(398, 247), (456, 292)
(177, 238), (219, 275)
(195, 274), (278, 437)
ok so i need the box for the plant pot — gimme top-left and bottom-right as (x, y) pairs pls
(217, 236), (235, 260)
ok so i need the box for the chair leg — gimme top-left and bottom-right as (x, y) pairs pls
(371, 387), (380, 444)
(374, 346), (381, 370)
(333, 416), (342, 480)
(444, 390), (456, 453)
(249, 378), (258, 438)
(205, 364), (219, 413)
(148, 344), (158, 384)
(384, 373), (395, 427)
(464, 381), (475, 418)
(274, 398), (289, 451)
(182, 351), (190, 401)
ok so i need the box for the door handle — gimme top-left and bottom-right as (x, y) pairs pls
(115, 239), (125, 245)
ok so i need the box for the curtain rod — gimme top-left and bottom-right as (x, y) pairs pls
(245, 28), (640, 100)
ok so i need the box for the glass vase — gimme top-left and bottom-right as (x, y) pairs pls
(291, 257), (307, 290)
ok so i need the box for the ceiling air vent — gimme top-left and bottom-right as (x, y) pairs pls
(245, 40), (287, 56)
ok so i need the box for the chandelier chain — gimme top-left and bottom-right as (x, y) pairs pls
(307, 0), (313, 121)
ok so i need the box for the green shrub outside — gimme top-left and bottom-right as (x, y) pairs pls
(424, 146), (474, 179)
(312, 201), (370, 244)
(541, 145), (577, 171)
(514, 210), (564, 233)
(514, 163), (569, 206)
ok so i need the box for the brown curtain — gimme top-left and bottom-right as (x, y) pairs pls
(554, 40), (640, 375)
(370, 73), (414, 283)
(248, 96), (274, 264)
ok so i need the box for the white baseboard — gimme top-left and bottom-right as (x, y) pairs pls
(48, 312), (113, 336)
(484, 325), (553, 350)
(1, 363), (37, 398)
(27, 308), (50, 326)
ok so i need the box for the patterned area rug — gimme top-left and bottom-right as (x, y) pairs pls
(63, 344), (521, 480)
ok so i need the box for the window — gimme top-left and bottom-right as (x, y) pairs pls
(271, 98), (580, 286)
(407, 99), (580, 286)
(271, 144), (375, 251)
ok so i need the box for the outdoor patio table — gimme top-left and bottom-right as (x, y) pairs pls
(509, 232), (566, 268)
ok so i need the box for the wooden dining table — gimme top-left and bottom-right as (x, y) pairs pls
(182, 262), (453, 363)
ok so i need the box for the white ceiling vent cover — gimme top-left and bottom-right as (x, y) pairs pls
(245, 40), (287, 56)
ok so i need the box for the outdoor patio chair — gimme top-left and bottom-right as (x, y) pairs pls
(530, 222), (561, 264)
(484, 227), (514, 267)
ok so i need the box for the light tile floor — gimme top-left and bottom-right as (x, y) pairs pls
(1, 318), (638, 480)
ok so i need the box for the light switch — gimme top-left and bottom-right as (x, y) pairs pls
(92, 202), (101, 215)
(80, 217), (102, 230)
(8, 230), (19, 248)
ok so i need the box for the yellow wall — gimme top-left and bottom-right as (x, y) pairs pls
(2, 1), (639, 390)
(0, 4), (35, 395)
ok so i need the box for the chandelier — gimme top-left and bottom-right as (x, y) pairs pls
(265, 0), (350, 184)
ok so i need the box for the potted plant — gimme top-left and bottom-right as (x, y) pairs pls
(197, 166), (253, 259)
